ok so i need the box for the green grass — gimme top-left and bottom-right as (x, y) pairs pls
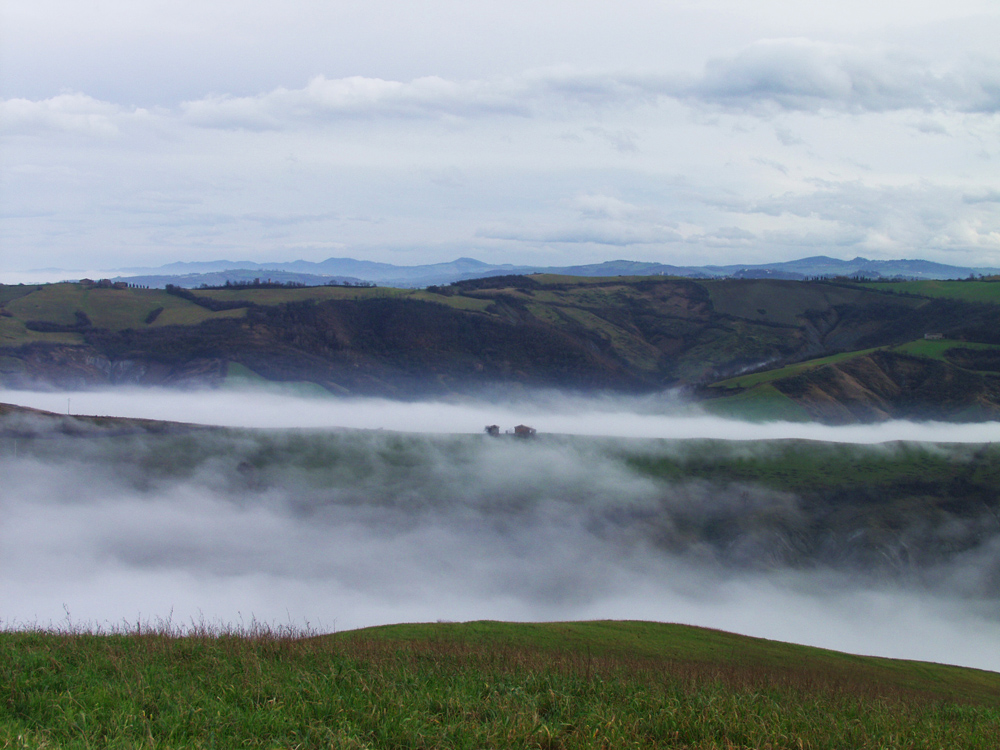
(702, 280), (917, 326)
(710, 338), (1000, 402)
(0, 316), (84, 347)
(893, 338), (1000, 362)
(190, 285), (398, 305)
(2, 620), (998, 749)
(222, 362), (334, 398)
(0, 284), (244, 338)
(700, 383), (812, 422)
(622, 438), (1000, 494)
(712, 348), (883, 390)
(191, 285), (497, 313)
(527, 274), (652, 285)
(859, 280), (1000, 304)
(0, 285), (42, 305)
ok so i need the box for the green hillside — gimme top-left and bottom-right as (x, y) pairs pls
(2, 276), (1000, 421)
(2, 621), (998, 749)
(857, 279), (1000, 304)
(706, 337), (1000, 422)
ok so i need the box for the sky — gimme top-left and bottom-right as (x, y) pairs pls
(1, 0), (999, 276)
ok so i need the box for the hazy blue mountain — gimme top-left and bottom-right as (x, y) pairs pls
(108, 255), (1000, 288)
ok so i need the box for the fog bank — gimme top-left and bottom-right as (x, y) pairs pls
(2, 387), (998, 443)
(2, 422), (999, 672)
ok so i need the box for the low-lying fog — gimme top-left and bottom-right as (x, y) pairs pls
(1, 387), (999, 672)
(3, 386), (1000, 443)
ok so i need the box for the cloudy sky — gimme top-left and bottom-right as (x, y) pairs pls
(1, 0), (999, 276)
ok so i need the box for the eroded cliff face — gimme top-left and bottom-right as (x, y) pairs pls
(772, 351), (1000, 423)
(3, 345), (226, 390)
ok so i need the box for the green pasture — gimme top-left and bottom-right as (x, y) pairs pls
(0, 315), (83, 347)
(893, 337), (1000, 362)
(700, 382), (812, 422)
(2, 620), (998, 749)
(0, 283), (245, 337)
(622, 437), (1000, 494)
(190, 285), (397, 305)
(191, 285), (496, 313)
(859, 279), (1000, 304)
(712, 348), (883, 390)
(711, 338), (1000, 405)
(702, 280), (919, 326)
(527, 274), (653, 285)
(0, 285), (42, 305)
(222, 362), (333, 398)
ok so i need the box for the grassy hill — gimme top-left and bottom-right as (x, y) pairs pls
(2, 276), (1000, 421)
(2, 620), (998, 749)
(857, 279), (1000, 304)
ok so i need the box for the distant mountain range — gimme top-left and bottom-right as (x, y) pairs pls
(108, 255), (1000, 288)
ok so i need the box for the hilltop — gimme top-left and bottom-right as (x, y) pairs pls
(2, 620), (998, 748)
(2, 275), (1000, 422)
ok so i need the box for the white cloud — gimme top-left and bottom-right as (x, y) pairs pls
(476, 223), (684, 247)
(156, 43), (1000, 135)
(745, 181), (1000, 257)
(180, 75), (531, 130)
(570, 194), (648, 220)
(0, 93), (144, 137)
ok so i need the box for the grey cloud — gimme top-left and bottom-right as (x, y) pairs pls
(773, 125), (804, 146)
(680, 39), (1000, 114)
(476, 222), (684, 246)
(9, 43), (999, 137)
(964, 190), (1000, 204)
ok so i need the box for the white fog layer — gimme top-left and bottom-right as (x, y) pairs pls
(2, 387), (999, 443)
(1, 393), (999, 672)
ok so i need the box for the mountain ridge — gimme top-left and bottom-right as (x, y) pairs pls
(99, 254), (1000, 288)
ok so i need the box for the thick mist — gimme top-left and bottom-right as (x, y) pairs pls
(3, 386), (1000, 443)
(2, 395), (999, 672)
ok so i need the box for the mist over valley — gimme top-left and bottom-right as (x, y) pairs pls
(2, 395), (998, 671)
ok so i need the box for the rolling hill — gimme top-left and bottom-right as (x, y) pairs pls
(2, 276), (1000, 422)
(2, 620), (999, 748)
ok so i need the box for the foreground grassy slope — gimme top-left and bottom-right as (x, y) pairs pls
(2, 621), (998, 749)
